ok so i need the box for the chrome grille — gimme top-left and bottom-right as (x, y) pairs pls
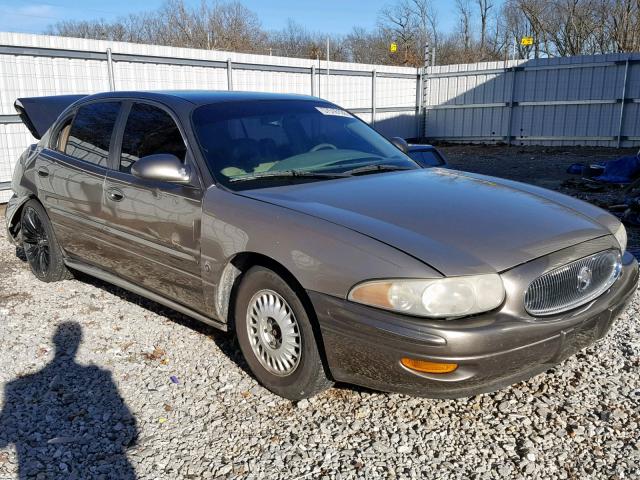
(524, 250), (622, 316)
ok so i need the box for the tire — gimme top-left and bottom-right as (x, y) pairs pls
(20, 199), (72, 282)
(234, 266), (333, 400)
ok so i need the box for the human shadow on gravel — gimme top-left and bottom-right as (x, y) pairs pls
(0, 322), (138, 479)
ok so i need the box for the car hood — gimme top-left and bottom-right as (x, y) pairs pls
(237, 168), (613, 275)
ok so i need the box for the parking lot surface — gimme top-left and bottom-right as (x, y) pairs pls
(1, 146), (639, 479)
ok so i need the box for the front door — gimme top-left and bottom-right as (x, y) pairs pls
(101, 101), (205, 313)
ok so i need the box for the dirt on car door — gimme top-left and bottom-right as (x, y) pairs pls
(36, 101), (121, 266)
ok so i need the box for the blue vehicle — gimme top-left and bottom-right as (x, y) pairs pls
(407, 144), (448, 168)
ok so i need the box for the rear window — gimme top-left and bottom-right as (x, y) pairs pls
(65, 102), (120, 167)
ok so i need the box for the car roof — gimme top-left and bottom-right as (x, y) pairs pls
(81, 90), (320, 107)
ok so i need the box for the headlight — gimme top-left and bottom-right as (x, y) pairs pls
(614, 223), (627, 252)
(348, 274), (505, 318)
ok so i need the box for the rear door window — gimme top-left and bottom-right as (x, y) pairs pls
(119, 103), (187, 174)
(64, 102), (121, 167)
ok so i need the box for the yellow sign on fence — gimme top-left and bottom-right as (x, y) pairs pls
(520, 36), (534, 46)
(390, 42), (398, 53)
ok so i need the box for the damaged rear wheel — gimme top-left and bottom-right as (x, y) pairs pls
(20, 200), (72, 282)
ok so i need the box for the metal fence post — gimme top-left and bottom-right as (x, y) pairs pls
(326, 38), (330, 99)
(371, 69), (377, 127)
(106, 48), (115, 91)
(617, 57), (630, 148)
(416, 70), (423, 139)
(311, 65), (315, 96)
(420, 43), (430, 139)
(227, 59), (233, 91)
(506, 63), (517, 146)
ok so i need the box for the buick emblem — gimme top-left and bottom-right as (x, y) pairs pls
(577, 266), (592, 292)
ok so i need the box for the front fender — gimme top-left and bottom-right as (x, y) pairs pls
(201, 186), (441, 322)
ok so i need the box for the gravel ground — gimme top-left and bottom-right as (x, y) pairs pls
(1, 148), (640, 479)
(438, 145), (638, 189)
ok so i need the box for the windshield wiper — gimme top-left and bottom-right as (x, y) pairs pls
(342, 164), (415, 176)
(229, 169), (350, 183)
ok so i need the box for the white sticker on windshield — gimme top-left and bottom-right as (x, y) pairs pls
(315, 106), (352, 118)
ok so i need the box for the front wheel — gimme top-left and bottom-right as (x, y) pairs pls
(234, 266), (333, 400)
(20, 199), (72, 282)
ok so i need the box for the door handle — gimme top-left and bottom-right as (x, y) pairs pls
(107, 188), (124, 202)
(37, 167), (49, 177)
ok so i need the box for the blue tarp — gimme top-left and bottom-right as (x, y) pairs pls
(595, 155), (640, 184)
(567, 163), (585, 174)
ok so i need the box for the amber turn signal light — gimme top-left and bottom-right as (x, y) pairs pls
(400, 357), (458, 374)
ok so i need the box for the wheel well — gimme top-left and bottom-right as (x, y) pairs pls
(7, 194), (37, 240)
(231, 253), (303, 296)
(223, 252), (308, 328)
(223, 252), (333, 378)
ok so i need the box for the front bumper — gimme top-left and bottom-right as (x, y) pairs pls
(311, 250), (638, 398)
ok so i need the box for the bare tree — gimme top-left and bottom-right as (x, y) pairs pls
(46, 0), (640, 67)
(345, 27), (389, 64)
(476, 0), (494, 52)
(268, 20), (347, 61)
(456, 0), (473, 52)
(500, 0), (536, 59)
(607, 0), (640, 52)
(207, 1), (267, 52)
(408, 0), (439, 55)
(511, 0), (639, 57)
(378, 1), (420, 65)
(268, 20), (312, 58)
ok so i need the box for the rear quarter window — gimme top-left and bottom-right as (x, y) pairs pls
(53, 118), (72, 153)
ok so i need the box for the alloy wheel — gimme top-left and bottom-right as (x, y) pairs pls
(21, 206), (51, 277)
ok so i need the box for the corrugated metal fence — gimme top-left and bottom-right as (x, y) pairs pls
(0, 33), (639, 203)
(424, 54), (640, 147)
(0, 32), (420, 202)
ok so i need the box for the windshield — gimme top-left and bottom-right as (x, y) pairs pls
(192, 100), (418, 189)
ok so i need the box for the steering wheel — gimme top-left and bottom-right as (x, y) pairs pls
(310, 143), (337, 152)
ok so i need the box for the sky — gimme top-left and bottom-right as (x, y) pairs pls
(0, 0), (475, 37)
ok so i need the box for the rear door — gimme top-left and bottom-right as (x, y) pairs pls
(101, 101), (205, 313)
(36, 101), (121, 264)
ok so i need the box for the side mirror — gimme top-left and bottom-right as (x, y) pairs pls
(390, 137), (409, 154)
(131, 154), (191, 184)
